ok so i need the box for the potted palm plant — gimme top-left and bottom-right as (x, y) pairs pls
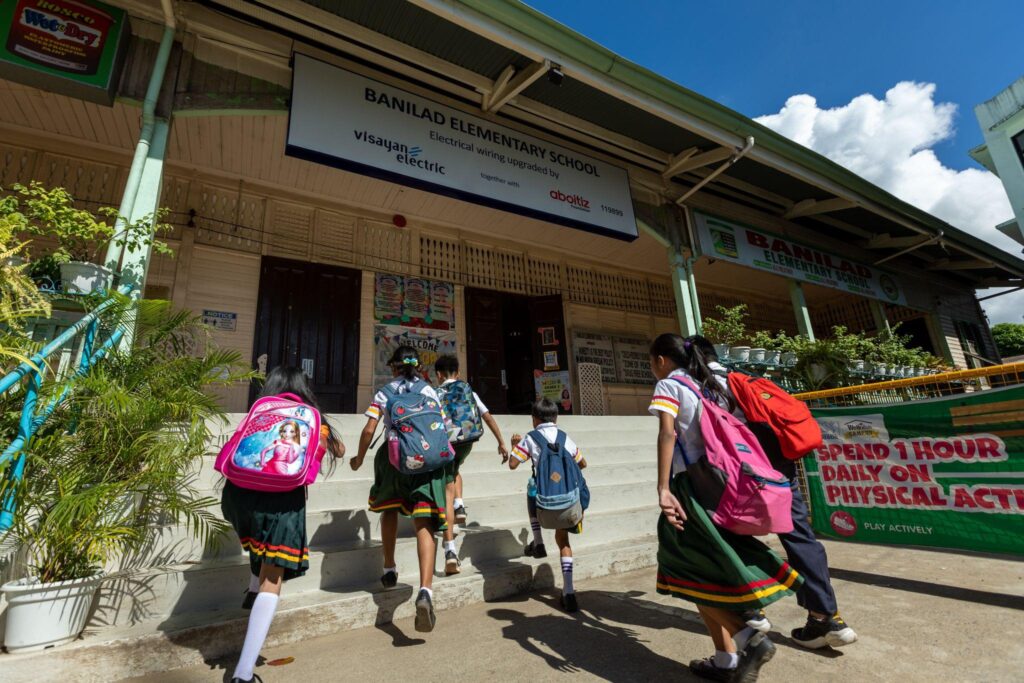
(9, 182), (171, 295)
(0, 299), (249, 652)
(701, 304), (748, 360)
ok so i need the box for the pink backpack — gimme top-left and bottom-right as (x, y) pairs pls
(671, 377), (793, 535)
(215, 393), (326, 492)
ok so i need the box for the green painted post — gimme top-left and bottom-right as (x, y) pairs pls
(669, 250), (699, 336)
(789, 280), (815, 341)
(870, 299), (891, 334)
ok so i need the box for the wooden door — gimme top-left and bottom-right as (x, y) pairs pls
(465, 287), (508, 413)
(251, 256), (361, 412)
(528, 294), (572, 414)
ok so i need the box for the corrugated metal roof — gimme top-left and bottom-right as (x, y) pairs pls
(304, 0), (531, 80)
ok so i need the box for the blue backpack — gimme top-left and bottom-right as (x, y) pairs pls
(530, 428), (590, 529)
(437, 380), (484, 443)
(383, 379), (454, 475)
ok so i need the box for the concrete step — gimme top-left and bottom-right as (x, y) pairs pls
(98, 503), (660, 626)
(0, 536), (659, 683)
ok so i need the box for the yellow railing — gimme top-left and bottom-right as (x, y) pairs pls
(793, 362), (1024, 408)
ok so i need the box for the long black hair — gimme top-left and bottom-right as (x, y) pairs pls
(387, 345), (421, 382)
(261, 366), (344, 465)
(649, 333), (736, 412)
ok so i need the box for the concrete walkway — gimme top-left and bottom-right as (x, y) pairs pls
(123, 539), (1023, 683)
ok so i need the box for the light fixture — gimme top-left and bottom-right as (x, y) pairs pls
(547, 63), (563, 86)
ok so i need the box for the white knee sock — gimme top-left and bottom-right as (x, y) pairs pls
(247, 573), (259, 593)
(233, 592), (279, 681)
(561, 557), (574, 594)
(530, 517), (543, 545)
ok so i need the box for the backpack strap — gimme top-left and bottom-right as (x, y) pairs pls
(668, 375), (706, 401)
(554, 429), (568, 454)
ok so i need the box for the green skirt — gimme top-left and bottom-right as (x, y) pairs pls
(221, 481), (309, 580)
(368, 443), (454, 531)
(452, 441), (474, 476)
(656, 472), (802, 611)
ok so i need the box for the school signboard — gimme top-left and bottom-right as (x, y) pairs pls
(692, 211), (906, 305)
(287, 53), (638, 241)
(0, 0), (130, 105)
(803, 386), (1024, 555)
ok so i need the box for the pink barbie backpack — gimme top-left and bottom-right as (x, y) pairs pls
(671, 376), (793, 535)
(215, 393), (326, 492)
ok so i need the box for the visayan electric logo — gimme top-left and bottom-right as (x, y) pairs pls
(352, 130), (446, 176)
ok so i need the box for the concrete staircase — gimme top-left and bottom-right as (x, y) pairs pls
(0, 415), (658, 682)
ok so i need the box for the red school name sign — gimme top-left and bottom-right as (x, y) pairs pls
(692, 211), (906, 305)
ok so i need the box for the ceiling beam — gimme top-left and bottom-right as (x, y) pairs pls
(783, 197), (856, 219)
(864, 233), (935, 250)
(927, 258), (994, 271)
(483, 60), (549, 113)
(661, 147), (698, 178)
(663, 146), (733, 178)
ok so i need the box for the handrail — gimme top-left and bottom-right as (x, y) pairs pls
(0, 285), (133, 531)
(793, 361), (1024, 401)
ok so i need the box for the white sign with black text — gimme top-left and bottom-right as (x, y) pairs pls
(287, 54), (638, 240)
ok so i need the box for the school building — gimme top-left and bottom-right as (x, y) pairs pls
(3, 0), (1024, 416)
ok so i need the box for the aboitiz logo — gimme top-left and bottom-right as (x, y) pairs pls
(549, 189), (590, 212)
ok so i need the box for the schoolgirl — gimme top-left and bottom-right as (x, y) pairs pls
(649, 334), (802, 682)
(350, 345), (454, 632)
(221, 366), (345, 683)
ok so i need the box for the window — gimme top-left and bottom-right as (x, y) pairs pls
(1014, 129), (1024, 172)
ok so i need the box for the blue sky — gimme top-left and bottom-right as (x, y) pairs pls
(524, 0), (1022, 169)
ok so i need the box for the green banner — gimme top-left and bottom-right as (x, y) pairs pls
(805, 385), (1024, 555)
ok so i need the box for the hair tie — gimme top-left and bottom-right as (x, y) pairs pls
(683, 340), (692, 350)
(402, 357), (419, 366)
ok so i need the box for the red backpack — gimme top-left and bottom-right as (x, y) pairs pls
(727, 374), (822, 460)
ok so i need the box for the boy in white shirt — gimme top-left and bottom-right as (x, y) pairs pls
(434, 355), (509, 575)
(510, 397), (587, 612)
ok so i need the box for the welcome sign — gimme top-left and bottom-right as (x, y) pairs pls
(287, 54), (638, 241)
(693, 211), (905, 304)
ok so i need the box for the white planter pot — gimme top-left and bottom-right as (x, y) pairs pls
(749, 348), (766, 363)
(713, 344), (731, 360)
(780, 351), (798, 366)
(848, 359), (865, 372)
(2, 255), (27, 268)
(59, 262), (112, 295)
(729, 346), (751, 362)
(1, 573), (103, 652)
(764, 350), (781, 365)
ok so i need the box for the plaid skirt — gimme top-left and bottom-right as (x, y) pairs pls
(368, 443), (454, 531)
(221, 481), (309, 580)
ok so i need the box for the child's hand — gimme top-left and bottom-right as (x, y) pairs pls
(510, 433), (522, 447)
(659, 489), (686, 531)
(349, 454), (364, 471)
(498, 443), (509, 464)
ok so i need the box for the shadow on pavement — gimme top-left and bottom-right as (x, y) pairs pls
(830, 567), (1024, 611)
(372, 585), (424, 647)
(487, 590), (699, 682)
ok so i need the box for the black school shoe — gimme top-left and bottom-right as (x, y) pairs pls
(381, 569), (398, 588)
(732, 632), (776, 683)
(414, 589), (436, 632)
(524, 541), (547, 558)
(791, 613), (858, 649)
(241, 590), (257, 610)
(561, 592), (578, 613)
(687, 657), (733, 682)
(454, 504), (468, 524)
(231, 675), (262, 683)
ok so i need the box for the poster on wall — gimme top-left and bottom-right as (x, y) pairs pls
(374, 273), (455, 330)
(573, 330), (654, 385)
(613, 335), (655, 384)
(692, 211), (907, 305)
(288, 53), (638, 241)
(0, 0), (130, 105)
(573, 331), (617, 383)
(373, 324), (457, 388)
(803, 387), (1024, 555)
(534, 370), (573, 413)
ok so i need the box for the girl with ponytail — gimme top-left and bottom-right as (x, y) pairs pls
(350, 345), (454, 633)
(648, 333), (801, 682)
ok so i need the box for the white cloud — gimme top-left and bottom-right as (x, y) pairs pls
(755, 82), (1023, 324)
